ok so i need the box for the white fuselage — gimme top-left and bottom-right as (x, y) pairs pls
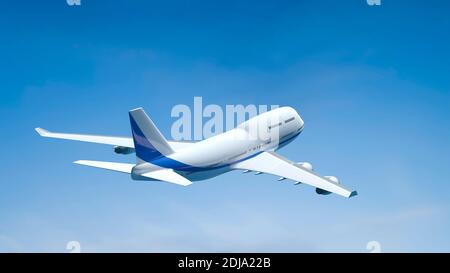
(132, 107), (304, 181)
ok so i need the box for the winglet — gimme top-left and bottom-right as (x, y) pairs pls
(35, 127), (50, 136)
(349, 191), (358, 198)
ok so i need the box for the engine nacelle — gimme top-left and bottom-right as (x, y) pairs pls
(324, 176), (339, 184)
(296, 162), (313, 171)
(316, 188), (332, 195)
(114, 146), (135, 155)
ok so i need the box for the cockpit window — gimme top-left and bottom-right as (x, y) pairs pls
(285, 117), (295, 123)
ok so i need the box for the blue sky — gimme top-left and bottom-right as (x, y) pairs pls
(1, 0), (450, 252)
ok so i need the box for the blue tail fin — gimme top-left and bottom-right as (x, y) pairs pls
(129, 108), (174, 163)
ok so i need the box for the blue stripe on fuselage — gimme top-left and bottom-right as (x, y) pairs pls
(141, 129), (302, 172)
(144, 151), (265, 172)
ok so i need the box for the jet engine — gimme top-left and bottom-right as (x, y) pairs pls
(324, 176), (339, 184)
(296, 162), (313, 171)
(315, 188), (332, 195)
(316, 176), (339, 195)
(114, 146), (135, 155)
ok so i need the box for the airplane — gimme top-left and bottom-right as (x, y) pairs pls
(35, 106), (357, 198)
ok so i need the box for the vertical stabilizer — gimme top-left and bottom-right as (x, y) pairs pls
(129, 108), (174, 163)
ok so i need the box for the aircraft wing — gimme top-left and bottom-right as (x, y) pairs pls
(231, 152), (357, 198)
(74, 160), (192, 186)
(36, 128), (134, 147)
(35, 127), (195, 151)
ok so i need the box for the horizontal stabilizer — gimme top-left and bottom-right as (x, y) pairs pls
(74, 160), (134, 173)
(139, 169), (192, 186)
(73, 160), (191, 186)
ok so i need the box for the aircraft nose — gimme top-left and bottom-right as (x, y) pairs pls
(283, 106), (304, 130)
(297, 114), (304, 129)
(290, 108), (304, 128)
